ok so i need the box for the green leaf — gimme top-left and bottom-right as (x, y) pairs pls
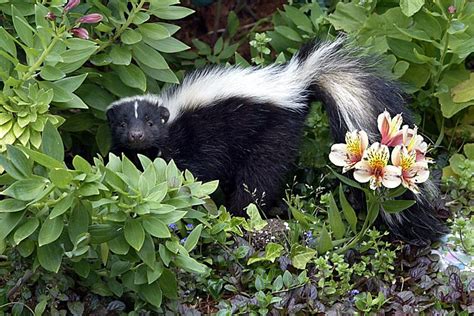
(317, 225), (332, 254)
(132, 42), (169, 69)
(0, 27), (17, 56)
(7, 144), (32, 177)
(141, 282), (162, 308)
(121, 29), (142, 45)
(151, 6), (194, 20)
(137, 234), (156, 268)
(0, 212), (24, 240)
(245, 204), (267, 231)
(158, 268), (178, 299)
(13, 217), (39, 245)
(0, 199), (27, 213)
(38, 215), (64, 246)
(381, 199), (416, 213)
(2, 178), (46, 201)
(339, 185), (357, 234)
(54, 73), (88, 93)
(275, 26), (302, 42)
(20, 146), (64, 169)
(283, 5), (313, 33)
(68, 202), (90, 244)
(366, 194), (380, 226)
(42, 121), (64, 161)
(400, 0), (425, 17)
(174, 253), (207, 274)
(40, 66), (66, 81)
(72, 155), (92, 173)
(184, 223), (202, 252)
(326, 2), (367, 32)
(142, 216), (171, 238)
(452, 73), (474, 103)
(138, 23), (170, 40)
(124, 219), (145, 251)
(291, 245), (317, 270)
(447, 20), (467, 34)
(327, 192), (345, 239)
(37, 242), (63, 273)
(110, 45), (132, 65)
(328, 166), (364, 190)
(38, 81), (74, 102)
(49, 168), (73, 189)
(144, 36), (189, 53)
(12, 5), (35, 46)
(113, 64), (147, 91)
(50, 194), (75, 219)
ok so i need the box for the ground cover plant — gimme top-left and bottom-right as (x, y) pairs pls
(0, 0), (473, 314)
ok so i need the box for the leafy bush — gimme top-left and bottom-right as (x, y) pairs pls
(0, 0), (193, 159)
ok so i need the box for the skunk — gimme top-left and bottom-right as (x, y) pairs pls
(106, 38), (448, 244)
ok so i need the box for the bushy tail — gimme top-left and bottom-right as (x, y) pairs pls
(290, 37), (448, 244)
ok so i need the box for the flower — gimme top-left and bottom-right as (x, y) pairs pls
(391, 146), (429, 194)
(45, 12), (56, 21)
(329, 130), (369, 172)
(76, 13), (103, 24)
(354, 142), (402, 190)
(180, 237), (187, 244)
(186, 223), (194, 230)
(70, 27), (89, 39)
(168, 223), (178, 231)
(378, 110), (405, 146)
(403, 126), (431, 163)
(64, 0), (80, 12)
(448, 6), (456, 14)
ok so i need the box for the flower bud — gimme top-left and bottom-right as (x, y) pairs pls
(448, 5), (456, 14)
(64, 0), (80, 12)
(76, 13), (103, 24)
(71, 27), (89, 39)
(45, 12), (57, 21)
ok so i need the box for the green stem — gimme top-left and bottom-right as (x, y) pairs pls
(97, 0), (146, 53)
(21, 35), (60, 83)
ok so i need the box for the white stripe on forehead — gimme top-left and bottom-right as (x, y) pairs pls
(134, 101), (139, 118)
(107, 94), (162, 111)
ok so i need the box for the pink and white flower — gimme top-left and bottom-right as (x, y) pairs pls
(403, 126), (431, 163)
(71, 27), (89, 39)
(354, 143), (402, 190)
(329, 130), (369, 173)
(391, 146), (430, 194)
(378, 110), (405, 146)
(76, 13), (103, 24)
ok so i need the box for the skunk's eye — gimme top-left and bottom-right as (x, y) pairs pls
(120, 122), (126, 128)
(161, 118), (166, 124)
(147, 121), (153, 127)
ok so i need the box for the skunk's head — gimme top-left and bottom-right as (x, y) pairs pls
(106, 96), (170, 150)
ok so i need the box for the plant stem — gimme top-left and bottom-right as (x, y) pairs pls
(97, 0), (146, 53)
(21, 35), (60, 83)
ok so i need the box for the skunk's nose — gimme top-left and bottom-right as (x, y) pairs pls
(129, 130), (144, 142)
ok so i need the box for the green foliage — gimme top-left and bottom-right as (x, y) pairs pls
(0, 0), (192, 158)
(0, 123), (221, 309)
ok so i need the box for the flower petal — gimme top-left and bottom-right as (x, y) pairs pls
(391, 145), (402, 166)
(329, 144), (349, 167)
(382, 165), (401, 188)
(353, 161), (372, 183)
(410, 162), (430, 184)
(378, 111), (391, 139)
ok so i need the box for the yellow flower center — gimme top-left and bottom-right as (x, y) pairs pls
(366, 148), (388, 170)
(399, 150), (416, 172)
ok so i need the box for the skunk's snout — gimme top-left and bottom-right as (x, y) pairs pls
(129, 130), (144, 142)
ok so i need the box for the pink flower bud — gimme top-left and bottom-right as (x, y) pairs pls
(45, 12), (57, 21)
(71, 27), (89, 39)
(64, 0), (80, 12)
(76, 13), (103, 24)
(448, 5), (456, 14)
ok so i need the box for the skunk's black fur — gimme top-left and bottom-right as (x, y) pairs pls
(106, 38), (448, 244)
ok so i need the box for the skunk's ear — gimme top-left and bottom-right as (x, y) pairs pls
(158, 106), (170, 123)
(106, 107), (116, 123)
